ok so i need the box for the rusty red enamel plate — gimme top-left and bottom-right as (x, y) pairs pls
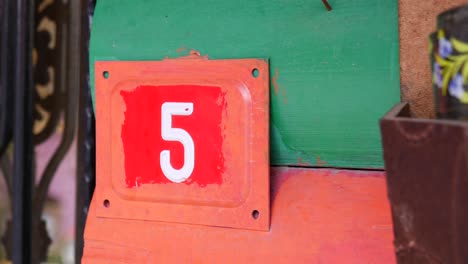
(94, 55), (270, 230)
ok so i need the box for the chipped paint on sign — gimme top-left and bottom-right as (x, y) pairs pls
(120, 85), (225, 188)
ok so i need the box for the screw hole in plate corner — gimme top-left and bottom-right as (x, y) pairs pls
(103, 199), (110, 208)
(252, 210), (259, 220)
(252, 68), (259, 78)
(103, 71), (110, 79)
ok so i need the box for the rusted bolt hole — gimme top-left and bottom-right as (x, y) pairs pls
(103, 71), (110, 79)
(252, 210), (259, 219)
(252, 68), (259, 78)
(103, 199), (110, 208)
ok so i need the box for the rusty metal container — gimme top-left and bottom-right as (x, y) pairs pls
(380, 102), (468, 263)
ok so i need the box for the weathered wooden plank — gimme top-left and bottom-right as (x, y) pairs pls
(83, 167), (395, 263)
(90, 0), (400, 168)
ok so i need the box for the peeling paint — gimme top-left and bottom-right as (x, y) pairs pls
(316, 156), (327, 166)
(272, 68), (279, 96)
(176, 46), (187, 53)
(281, 85), (288, 104)
(271, 68), (287, 103)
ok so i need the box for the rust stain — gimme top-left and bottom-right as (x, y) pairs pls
(297, 157), (311, 166)
(272, 68), (280, 96)
(189, 50), (201, 56)
(316, 156), (327, 166)
(166, 49), (208, 60)
(281, 86), (288, 104)
(176, 46), (187, 53)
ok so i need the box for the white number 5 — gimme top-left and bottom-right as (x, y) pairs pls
(160, 102), (195, 183)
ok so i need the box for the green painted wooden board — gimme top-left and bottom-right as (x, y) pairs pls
(90, 0), (400, 168)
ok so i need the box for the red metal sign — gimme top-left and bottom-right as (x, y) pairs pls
(120, 84), (225, 187)
(94, 56), (270, 230)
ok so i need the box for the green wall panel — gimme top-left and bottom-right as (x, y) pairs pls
(90, 0), (400, 168)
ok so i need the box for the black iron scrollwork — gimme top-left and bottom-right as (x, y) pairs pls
(33, 0), (64, 144)
(0, 0), (13, 158)
(1, 0), (80, 262)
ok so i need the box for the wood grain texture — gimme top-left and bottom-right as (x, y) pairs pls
(83, 167), (395, 263)
(398, 0), (467, 118)
(90, 0), (400, 169)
